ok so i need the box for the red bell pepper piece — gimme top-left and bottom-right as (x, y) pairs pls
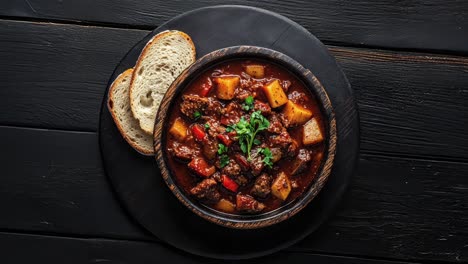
(234, 154), (250, 171)
(217, 134), (232, 146)
(199, 78), (213, 97)
(188, 158), (216, 178)
(191, 124), (206, 141)
(222, 174), (239, 192)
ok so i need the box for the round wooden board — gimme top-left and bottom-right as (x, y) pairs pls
(99, 5), (359, 260)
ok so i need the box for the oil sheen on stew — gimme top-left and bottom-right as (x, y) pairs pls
(166, 59), (326, 215)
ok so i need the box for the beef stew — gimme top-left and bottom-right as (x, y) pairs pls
(165, 59), (326, 215)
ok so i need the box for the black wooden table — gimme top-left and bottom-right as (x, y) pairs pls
(1, 1), (467, 263)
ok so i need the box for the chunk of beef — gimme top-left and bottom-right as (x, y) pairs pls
(251, 173), (272, 198)
(236, 193), (265, 213)
(269, 131), (292, 149)
(220, 101), (242, 125)
(234, 154), (250, 171)
(205, 98), (223, 116)
(232, 174), (249, 186)
(221, 159), (241, 177)
(202, 140), (218, 160)
(290, 149), (312, 175)
(270, 148), (282, 163)
(169, 142), (198, 161)
(180, 94), (208, 118)
(235, 87), (253, 101)
(287, 139), (299, 157)
(254, 100), (271, 115)
(204, 119), (225, 138)
(267, 113), (285, 134)
(190, 178), (220, 203)
(288, 90), (307, 104)
(250, 148), (265, 176)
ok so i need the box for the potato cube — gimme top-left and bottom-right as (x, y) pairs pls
(303, 118), (324, 145)
(263, 79), (288, 108)
(281, 100), (313, 127)
(215, 76), (239, 100)
(215, 198), (236, 213)
(169, 117), (187, 140)
(271, 172), (291, 201)
(244, 65), (265, 78)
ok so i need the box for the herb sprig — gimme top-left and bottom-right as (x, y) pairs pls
(242, 96), (254, 111)
(260, 147), (273, 168)
(232, 110), (270, 160)
(218, 143), (230, 168)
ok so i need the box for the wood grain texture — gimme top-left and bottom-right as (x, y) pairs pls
(0, 233), (418, 264)
(1, 20), (467, 160)
(2, 1), (468, 54)
(329, 46), (468, 159)
(0, 20), (147, 131)
(0, 126), (150, 240)
(0, 127), (466, 262)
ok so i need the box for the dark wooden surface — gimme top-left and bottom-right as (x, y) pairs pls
(0, 2), (467, 263)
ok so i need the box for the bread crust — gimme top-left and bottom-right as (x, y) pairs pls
(129, 30), (196, 135)
(107, 68), (154, 155)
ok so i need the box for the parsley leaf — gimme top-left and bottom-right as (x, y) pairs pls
(217, 143), (228, 155)
(204, 123), (210, 129)
(261, 148), (273, 168)
(242, 96), (254, 111)
(233, 111), (270, 160)
(193, 111), (202, 120)
(253, 139), (261, 145)
(219, 154), (230, 168)
(225, 124), (235, 133)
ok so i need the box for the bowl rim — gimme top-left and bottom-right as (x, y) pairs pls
(154, 45), (336, 229)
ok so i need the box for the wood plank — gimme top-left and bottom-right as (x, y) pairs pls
(3, 1), (468, 54)
(0, 126), (466, 262)
(1, 20), (467, 159)
(0, 126), (151, 240)
(0, 20), (147, 131)
(0, 233), (418, 264)
(329, 46), (468, 159)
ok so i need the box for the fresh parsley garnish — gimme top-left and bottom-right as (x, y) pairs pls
(217, 143), (228, 155)
(253, 139), (261, 145)
(219, 154), (230, 168)
(204, 123), (210, 129)
(242, 96), (254, 111)
(233, 111), (270, 160)
(261, 148), (273, 168)
(225, 124), (235, 132)
(193, 111), (201, 120)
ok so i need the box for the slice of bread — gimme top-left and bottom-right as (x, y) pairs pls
(129, 30), (196, 135)
(108, 68), (154, 155)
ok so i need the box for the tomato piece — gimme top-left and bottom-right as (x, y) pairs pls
(191, 124), (206, 141)
(199, 78), (213, 97)
(217, 134), (232, 146)
(222, 174), (239, 192)
(234, 154), (250, 171)
(188, 158), (216, 178)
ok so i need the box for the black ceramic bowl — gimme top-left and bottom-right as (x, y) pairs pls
(154, 46), (336, 229)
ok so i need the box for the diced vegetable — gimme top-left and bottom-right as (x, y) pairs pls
(215, 76), (239, 100)
(263, 79), (288, 108)
(244, 65), (265, 78)
(303, 118), (324, 145)
(191, 124), (206, 141)
(215, 198), (236, 213)
(217, 134), (233, 146)
(188, 158), (216, 178)
(234, 154), (250, 171)
(200, 77), (213, 97)
(281, 100), (313, 126)
(271, 172), (291, 201)
(169, 118), (187, 140)
(222, 174), (239, 192)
